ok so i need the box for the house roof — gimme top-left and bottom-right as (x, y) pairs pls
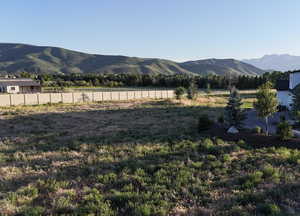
(0, 78), (40, 87)
(290, 70), (300, 74)
(275, 80), (289, 91)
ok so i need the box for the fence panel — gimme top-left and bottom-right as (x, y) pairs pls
(62, 93), (73, 104)
(0, 95), (11, 106)
(111, 92), (119, 101)
(119, 92), (127, 100)
(93, 92), (102, 102)
(39, 93), (51, 104)
(50, 93), (62, 103)
(11, 94), (25, 106)
(148, 91), (156, 99)
(0, 90), (174, 107)
(25, 94), (38, 105)
(102, 92), (111, 101)
(82, 92), (93, 102)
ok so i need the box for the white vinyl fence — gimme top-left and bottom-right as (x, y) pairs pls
(0, 90), (175, 107)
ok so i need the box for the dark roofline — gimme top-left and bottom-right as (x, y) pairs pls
(275, 80), (289, 91)
(0, 79), (40, 87)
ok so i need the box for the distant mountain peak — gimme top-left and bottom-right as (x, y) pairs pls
(243, 54), (300, 72)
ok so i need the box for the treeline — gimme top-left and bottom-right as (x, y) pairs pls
(21, 71), (290, 89)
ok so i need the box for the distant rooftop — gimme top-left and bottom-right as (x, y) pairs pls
(0, 78), (40, 86)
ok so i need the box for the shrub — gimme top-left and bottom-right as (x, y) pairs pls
(187, 81), (198, 100)
(198, 114), (213, 132)
(257, 203), (281, 215)
(174, 87), (186, 99)
(262, 164), (281, 183)
(253, 126), (262, 134)
(78, 188), (115, 216)
(21, 206), (45, 216)
(277, 120), (293, 141)
(239, 171), (263, 189)
(53, 196), (74, 214)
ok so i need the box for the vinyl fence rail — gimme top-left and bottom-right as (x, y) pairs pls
(0, 90), (175, 107)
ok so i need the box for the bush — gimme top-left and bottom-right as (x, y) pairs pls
(262, 164), (281, 183)
(277, 120), (293, 141)
(253, 126), (262, 134)
(257, 203), (281, 215)
(174, 87), (186, 99)
(21, 206), (45, 216)
(78, 188), (115, 216)
(187, 82), (198, 100)
(198, 114), (213, 132)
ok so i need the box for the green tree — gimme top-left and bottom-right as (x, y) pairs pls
(254, 82), (278, 135)
(174, 87), (186, 99)
(205, 83), (211, 94)
(187, 81), (198, 100)
(224, 87), (246, 128)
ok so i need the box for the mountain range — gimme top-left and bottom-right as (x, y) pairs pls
(243, 54), (300, 72)
(0, 43), (265, 76)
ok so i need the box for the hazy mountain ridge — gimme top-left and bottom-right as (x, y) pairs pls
(179, 58), (264, 76)
(243, 54), (300, 72)
(0, 43), (265, 76)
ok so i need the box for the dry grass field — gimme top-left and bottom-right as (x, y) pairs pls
(0, 94), (299, 215)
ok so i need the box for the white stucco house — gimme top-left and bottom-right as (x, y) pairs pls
(276, 71), (300, 110)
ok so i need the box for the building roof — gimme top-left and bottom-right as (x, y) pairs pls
(275, 80), (289, 91)
(290, 70), (300, 74)
(0, 78), (40, 87)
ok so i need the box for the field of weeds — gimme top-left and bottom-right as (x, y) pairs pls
(0, 95), (299, 215)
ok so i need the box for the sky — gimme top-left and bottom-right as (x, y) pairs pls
(1, 0), (300, 62)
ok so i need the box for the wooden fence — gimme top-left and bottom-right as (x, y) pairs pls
(0, 90), (175, 107)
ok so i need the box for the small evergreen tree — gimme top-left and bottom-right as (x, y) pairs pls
(224, 87), (246, 128)
(254, 82), (278, 136)
(174, 87), (186, 99)
(205, 83), (211, 94)
(187, 81), (198, 100)
(277, 119), (293, 141)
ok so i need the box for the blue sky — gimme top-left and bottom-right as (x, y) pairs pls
(1, 0), (300, 61)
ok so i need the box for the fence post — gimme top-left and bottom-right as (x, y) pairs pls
(23, 94), (26, 105)
(61, 93), (63, 103)
(49, 93), (52, 104)
(9, 94), (12, 106)
(37, 94), (40, 105)
(72, 92), (75, 103)
(118, 91), (120, 100)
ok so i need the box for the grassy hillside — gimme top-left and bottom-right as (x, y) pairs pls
(180, 58), (265, 76)
(0, 96), (299, 215)
(0, 43), (264, 76)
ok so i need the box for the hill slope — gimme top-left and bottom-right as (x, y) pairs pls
(0, 43), (264, 76)
(179, 58), (265, 76)
(243, 54), (300, 71)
